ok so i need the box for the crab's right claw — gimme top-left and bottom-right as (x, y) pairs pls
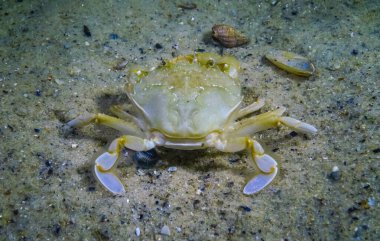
(94, 152), (125, 195)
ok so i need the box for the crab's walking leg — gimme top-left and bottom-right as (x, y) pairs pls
(94, 135), (155, 195)
(216, 109), (317, 194)
(67, 113), (143, 137)
(213, 137), (278, 194)
(235, 98), (265, 119)
(227, 107), (317, 137)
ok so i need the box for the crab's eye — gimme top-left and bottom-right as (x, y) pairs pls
(206, 59), (215, 67)
(217, 63), (230, 73)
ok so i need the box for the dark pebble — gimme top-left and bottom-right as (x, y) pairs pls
(100, 214), (108, 222)
(83, 25), (91, 37)
(53, 224), (61, 236)
(228, 157), (240, 163)
(351, 49), (358, 55)
(139, 48), (144, 54)
(177, 3), (197, 10)
(88, 186), (96, 192)
(35, 89), (41, 96)
(347, 205), (359, 214)
(109, 33), (119, 40)
(13, 209), (19, 215)
(372, 148), (380, 153)
(329, 168), (340, 181)
(226, 181), (234, 188)
(34, 128), (41, 133)
(238, 205), (252, 212)
(193, 199), (200, 209)
(45, 160), (52, 167)
(289, 131), (298, 137)
(155, 43), (163, 49)
(291, 10), (298, 15)
(363, 183), (370, 189)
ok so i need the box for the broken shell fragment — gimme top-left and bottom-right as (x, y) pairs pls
(265, 50), (315, 77)
(212, 24), (249, 48)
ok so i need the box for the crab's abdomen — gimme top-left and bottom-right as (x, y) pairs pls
(130, 59), (241, 138)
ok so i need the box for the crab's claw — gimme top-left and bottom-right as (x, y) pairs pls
(94, 152), (125, 195)
(243, 154), (278, 195)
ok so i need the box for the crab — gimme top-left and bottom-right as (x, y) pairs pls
(68, 52), (317, 195)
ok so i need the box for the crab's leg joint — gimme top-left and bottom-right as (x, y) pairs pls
(94, 135), (155, 195)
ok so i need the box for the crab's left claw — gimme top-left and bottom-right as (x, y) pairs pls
(243, 153), (278, 195)
(94, 151), (125, 195)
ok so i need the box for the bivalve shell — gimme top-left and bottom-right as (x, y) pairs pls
(212, 24), (249, 48)
(132, 149), (159, 169)
(265, 50), (315, 77)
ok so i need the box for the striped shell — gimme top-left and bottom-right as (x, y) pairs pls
(212, 24), (249, 48)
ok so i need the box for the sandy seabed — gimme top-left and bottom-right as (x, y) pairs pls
(0, 1), (379, 240)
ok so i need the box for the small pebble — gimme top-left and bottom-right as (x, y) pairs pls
(113, 59), (129, 71)
(239, 205), (252, 212)
(160, 225), (170, 236)
(155, 43), (163, 49)
(168, 166), (177, 172)
(177, 2), (197, 10)
(172, 43), (179, 50)
(55, 78), (64, 85)
(109, 33), (119, 40)
(351, 49), (358, 56)
(34, 128), (41, 133)
(176, 227), (182, 233)
(53, 224), (61, 236)
(83, 25), (91, 37)
(329, 166), (340, 181)
(35, 89), (41, 96)
(71, 144), (78, 148)
(135, 227), (141, 236)
(289, 131), (298, 137)
(367, 197), (376, 207)
(87, 186), (96, 192)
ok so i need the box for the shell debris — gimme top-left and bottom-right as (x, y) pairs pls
(212, 24), (249, 48)
(265, 50), (315, 77)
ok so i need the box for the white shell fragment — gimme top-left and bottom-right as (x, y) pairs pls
(160, 225), (171, 236)
(265, 50), (315, 77)
(135, 227), (141, 236)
